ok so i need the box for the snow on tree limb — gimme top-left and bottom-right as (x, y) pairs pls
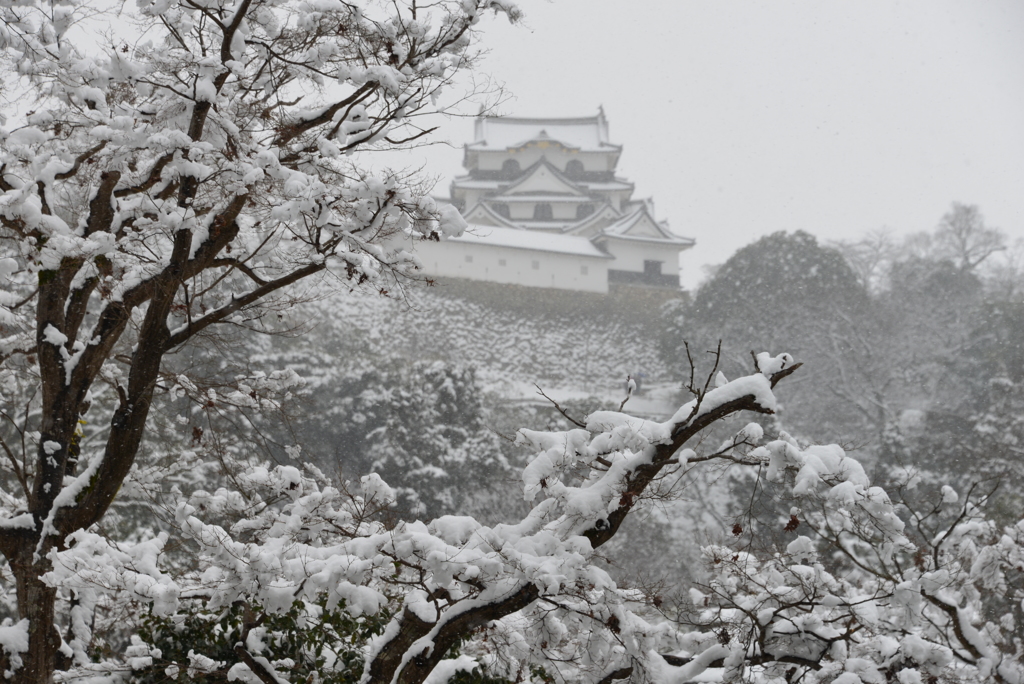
(28, 344), (1024, 684)
(0, 0), (520, 680)
(44, 356), (799, 684)
(3, 3), (1022, 681)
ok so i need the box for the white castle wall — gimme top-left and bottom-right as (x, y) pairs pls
(599, 239), (681, 277)
(415, 240), (609, 293)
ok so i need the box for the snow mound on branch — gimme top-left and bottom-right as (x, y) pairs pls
(423, 656), (478, 684)
(0, 619), (29, 676)
(361, 473), (396, 505)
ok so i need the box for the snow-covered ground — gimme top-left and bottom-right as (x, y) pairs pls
(490, 379), (682, 419)
(304, 282), (680, 415)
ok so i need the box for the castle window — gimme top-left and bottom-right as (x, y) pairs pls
(465, 254), (473, 263)
(580, 265), (588, 275)
(576, 203), (595, 219)
(533, 203), (553, 220)
(492, 203), (510, 219)
(531, 260), (540, 270)
(565, 159), (584, 178)
(498, 259), (506, 266)
(643, 260), (662, 277)
(501, 159), (521, 178)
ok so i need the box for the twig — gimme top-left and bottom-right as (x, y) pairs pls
(701, 341), (723, 397)
(534, 384), (585, 428)
(684, 341), (697, 396)
(618, 375), (633, 412)
(769, 362), (803, 389)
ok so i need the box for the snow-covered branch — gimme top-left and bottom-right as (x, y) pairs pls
(0, 0), (519, 680)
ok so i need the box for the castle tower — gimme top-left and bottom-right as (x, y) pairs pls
(417, 112), (694, 292)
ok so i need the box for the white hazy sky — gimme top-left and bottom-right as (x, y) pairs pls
(409, 0), (1024, 290)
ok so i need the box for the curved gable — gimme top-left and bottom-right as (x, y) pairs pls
(566, 203), (622, 237)
(622, 213), (664, 238)
(462, 202), (516, 228)
(500, 159), (586, 197)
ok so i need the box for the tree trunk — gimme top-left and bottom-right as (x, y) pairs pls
(9, 547), (60, 684)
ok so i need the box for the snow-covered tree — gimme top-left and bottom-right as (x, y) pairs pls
(669, 226), (1006, 451)
(685, 465), (1023, 684)
(0, 0), (519, 679)
(294, 357), (512, 519)
(663, 231), (874, 444)
(39, 352), (1024, 684)
(932, 202), (1006, 273)
(3, 2), (1022, 683)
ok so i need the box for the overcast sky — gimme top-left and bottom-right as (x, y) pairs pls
(411, 0), (1024, 290)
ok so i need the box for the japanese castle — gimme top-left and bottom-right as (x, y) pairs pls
(416, 111), (695, 294)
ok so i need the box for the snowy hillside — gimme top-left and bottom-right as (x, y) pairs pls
(291, 278), (685, 415)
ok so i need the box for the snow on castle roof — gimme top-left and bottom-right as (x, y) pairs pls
(450, 225), (613, 259)
(595, 206), (695, 246)
(467, 113), (620, 153)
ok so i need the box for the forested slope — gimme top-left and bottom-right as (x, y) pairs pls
(243, 278), (690, 523)
(281, 278), (684, 408)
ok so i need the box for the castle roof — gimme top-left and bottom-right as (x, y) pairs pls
(449, 225), (613, 259)
(493, 158), (588, 197)
(467, 113), (620, 153)
(451, 157), (634, 195)
(595, 206), (695, 246)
